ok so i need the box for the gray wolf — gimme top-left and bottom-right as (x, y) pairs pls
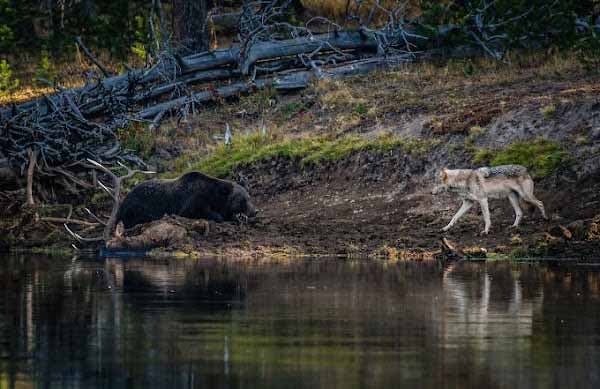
(434, 164), (547, 235)
(117, 171), (257, 228)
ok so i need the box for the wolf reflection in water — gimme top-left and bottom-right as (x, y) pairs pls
(0, 257), (600, 388)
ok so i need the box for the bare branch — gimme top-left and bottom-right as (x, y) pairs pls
(85, 158), (155, 241)
(41, 217), (99, 227)
(75, 36), (111, 78)
(64, 224), (104, 242)
(26, 148), (38, 207)
(84, 207), (108, 226)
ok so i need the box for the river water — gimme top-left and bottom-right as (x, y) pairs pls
(1, 255), (599, 388)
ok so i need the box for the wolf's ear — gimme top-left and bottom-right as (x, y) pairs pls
(441, 170), (448, 183)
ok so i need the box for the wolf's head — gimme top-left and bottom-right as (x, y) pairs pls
(431, 168), (450, 195)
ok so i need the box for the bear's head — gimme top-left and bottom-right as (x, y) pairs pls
(227, 184), (257, 220)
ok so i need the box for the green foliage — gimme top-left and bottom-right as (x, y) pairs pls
(473, 139), (568, 177)
(575, 16), (600, 70)
(0, 60), (19, 95)
(33, 49), (55, 86)
(131, 15), (149, 61)
(472, 148), (495, 164)
(0, 24), (14, 53)
(0, 0), (15, 52)
(416, 0), (596, 56)
(178, 132), (438, 178)
(280, 102), (306, 119)
(354, 102), (368, 115)
(509, 246), (531, 259)
(541, 104), (557, 118)
(1, 0), (599, 68)
(0, 0), (150, 59)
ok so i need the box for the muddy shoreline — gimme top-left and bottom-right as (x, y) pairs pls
(4, 148), (599, 260)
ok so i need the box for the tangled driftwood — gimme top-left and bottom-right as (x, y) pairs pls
(0, 0), (427, 244)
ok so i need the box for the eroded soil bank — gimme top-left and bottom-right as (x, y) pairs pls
(98, 114), (600, 258)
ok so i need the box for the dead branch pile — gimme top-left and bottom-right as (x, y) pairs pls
(0, 0), (429, 243)
(1, 1), (425, 198)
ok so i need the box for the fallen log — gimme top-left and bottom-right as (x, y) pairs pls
(139, 54), (412, 124)
(134, 68), (238, 103)
(239, 31), (380, 74)
(138, 80), (262, 119)
(2, 30), (424, 119)
(273, 54), (413, 90)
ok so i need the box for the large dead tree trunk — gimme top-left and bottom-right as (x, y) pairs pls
(138, 54), (411, 120)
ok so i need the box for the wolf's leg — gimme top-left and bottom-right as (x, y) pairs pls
(508, 192), (523, 227)
(442, 200), (473, 232)
(479, 198), (491, 234)
(520, 178), (547, 220)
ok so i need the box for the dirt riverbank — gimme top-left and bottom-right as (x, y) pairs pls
(2, 56), (600, 259)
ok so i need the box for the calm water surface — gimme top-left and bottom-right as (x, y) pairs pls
(1, 255), (600, 388)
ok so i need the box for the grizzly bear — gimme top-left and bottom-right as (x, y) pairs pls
(116, 171), (257, 228)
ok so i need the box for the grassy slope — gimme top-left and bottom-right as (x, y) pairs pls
(171, 133), (438, 178)
(153, 51), (587, 179)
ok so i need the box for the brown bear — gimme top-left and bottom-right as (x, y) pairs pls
(116, 171), (257, 228)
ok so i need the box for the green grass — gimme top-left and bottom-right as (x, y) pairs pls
(540, 104), (557, 118)
(173, 132), (438, 178)
(473, 139), (568, 177)
(280, 102), (307, 120)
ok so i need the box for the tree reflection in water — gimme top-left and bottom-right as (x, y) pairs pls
(1, 255), (600, 388)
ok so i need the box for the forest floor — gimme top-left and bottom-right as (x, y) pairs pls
(3, 52), (600, 259)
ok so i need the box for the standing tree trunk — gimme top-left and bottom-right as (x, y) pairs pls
(81, 0), (95, 19)
(171, 0), (213, 53)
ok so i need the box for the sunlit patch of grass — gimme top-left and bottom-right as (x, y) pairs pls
(316, 79), (368, 112)
(173, 132), (438, 178)
(170, 132), (319, 178)
(472, 148), (495, 165)
(0, 51), (144, 105)
(468, 125), (485, 139)
(473, 139), (568, 177)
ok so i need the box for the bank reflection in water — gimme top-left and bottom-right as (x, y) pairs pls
(1, 256), (600, 388)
